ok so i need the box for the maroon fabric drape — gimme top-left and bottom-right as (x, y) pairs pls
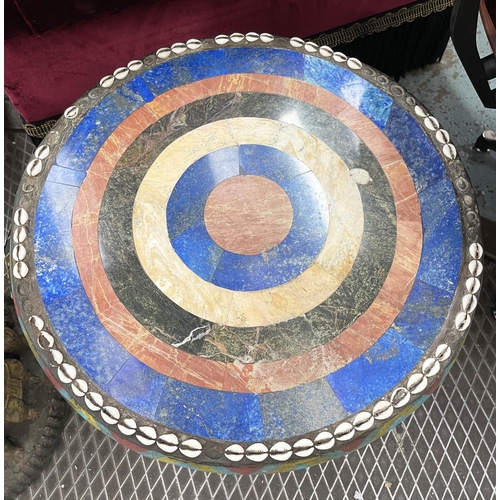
(5, 0), (160, 37)
(5, 0), (412, 122)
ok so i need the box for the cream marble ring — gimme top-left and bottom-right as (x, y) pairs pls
(133, 117), (364, 328)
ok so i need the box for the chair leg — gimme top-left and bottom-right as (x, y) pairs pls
(474, 130), (496, 153)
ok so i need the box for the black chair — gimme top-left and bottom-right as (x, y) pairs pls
(450, 0), (496, 152)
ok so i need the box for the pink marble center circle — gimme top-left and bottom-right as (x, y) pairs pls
(204, 175), (293, 255)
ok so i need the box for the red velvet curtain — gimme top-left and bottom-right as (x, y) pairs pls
(5, 0), (413, 122)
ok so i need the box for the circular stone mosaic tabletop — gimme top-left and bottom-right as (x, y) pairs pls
(11, 34), (484, 474)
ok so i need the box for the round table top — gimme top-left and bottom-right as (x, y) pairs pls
(11, 34), (483, 474)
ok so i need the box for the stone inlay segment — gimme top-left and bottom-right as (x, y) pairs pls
(204, 175), (293, 256)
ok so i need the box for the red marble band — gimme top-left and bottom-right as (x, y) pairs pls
(204, 175), (294, 256)
(72, 73), (422, 393)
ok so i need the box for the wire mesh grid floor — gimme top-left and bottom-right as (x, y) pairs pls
(4, 128), (496, 500)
